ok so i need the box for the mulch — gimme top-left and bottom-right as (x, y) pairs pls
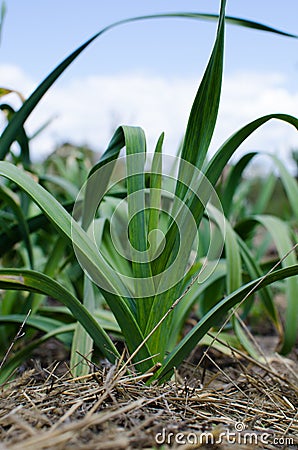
(0, 341), (297, 449)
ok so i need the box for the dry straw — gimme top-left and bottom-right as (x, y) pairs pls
(0, 343), (297, 449)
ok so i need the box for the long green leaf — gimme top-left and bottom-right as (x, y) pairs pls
(169, 261), (226, 348)
(0, 183), (33, 267)
(252, 215), (298, 354)
(81, 127), (125, 230)
(208, 205), (241, 294)
(0, 201), (74, 256)
(236, 215), (298, 347)
(124, 127), (152, 280)
(0, 104), (31, 168)
(221, 152), (257, 216)
(148, 133), (164, 259)
(151, 74), (298, 306)
(205, 114), (298, 187)
(0, 269), (119, 362)
(265, 153), (298, 219)
(236, 235), (279, 328)
(174, 0), (226, 206)
(148, 0), (227, 339)
(252, 172), (276, 215)
(153, 265), (298, 382)
(0, 162), (154, 370)
(71, 275), (96, 377)
(0, 1), (6, 45)
(0, 161), (137, 298)
(0, 314), (72, 346)
(81, 127), (157, 363)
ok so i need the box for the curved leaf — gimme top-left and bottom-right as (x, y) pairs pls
(265, 153), (298, 219)
(0, 269), (119, 362)
(236, 235), (279, 328)
(0, 201), (74, 256)
(154, 265), (298, 382)
(0, 183), (33, 267)
(0, 314), (72, 346)
(0, 162), (154, 370)
(248, 215), (298, 354)
(208, 204), (241, 294)
(176, 0), (226, 200)
(0, 103), (30, 168)
(221, 152), (257, 216)
(40, 174), (79, 199)
(205, 114), (298, 188)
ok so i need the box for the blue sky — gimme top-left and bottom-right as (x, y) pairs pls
(0, 0), (297, 170)
(2, 0), (298, 80)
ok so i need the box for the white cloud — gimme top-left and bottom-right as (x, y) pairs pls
(213, 71), (298, 171)
(0, 64), (35, 95)
(0, 64), (297, 172)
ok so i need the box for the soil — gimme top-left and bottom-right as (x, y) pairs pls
(0, 334), (297, 450)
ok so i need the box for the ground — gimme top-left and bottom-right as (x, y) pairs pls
(0, 334), (297, 449)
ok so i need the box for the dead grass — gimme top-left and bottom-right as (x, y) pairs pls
(0, 343), (297, 449)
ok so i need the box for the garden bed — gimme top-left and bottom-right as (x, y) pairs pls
(1, 339), (297, 449)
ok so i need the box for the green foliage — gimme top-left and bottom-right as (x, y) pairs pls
(0, 1), (6, 45)
(0, 0), (297, 384)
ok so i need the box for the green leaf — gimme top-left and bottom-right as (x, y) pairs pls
(0, 268), (119, 362)
(148, 133), (164, 259)
(208, 204), (241, 294)
(175, 0), (226, 204)
(0, 201), (74, 256)
(0, 1), (6, 45)
(205, 114), (298, 188)
(124, 127), (152, 284)
(0, 183), (33, 267)
(252, 172), (276, 215)
(40, 174), (79, 200)
(253, 215), (298, 354)
(169, 261), (226, 348)
(82, 127), (125, 230)
(150, 1), (227, 316)
(0, 161), (154, 371)
(236, 214), (298, 348)
(0, 103), (30, 168)
(0, 314), (72, 346)
(70, 275), (95, 377)
(153, 265), (298, 382)
(0, 161), (128, 296)
(232, 315), (260, 360)
(221, 152), (257, 216)
(151, 11), (291, 308)
(265, 153), (298, 219)
(236, 235), (279, 328)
